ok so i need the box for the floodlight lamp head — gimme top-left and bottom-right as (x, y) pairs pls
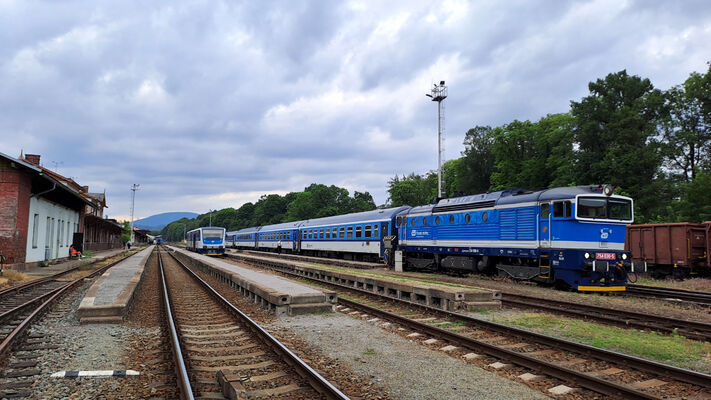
(440, 80), (445, 85)
(425, 94), (433, 98)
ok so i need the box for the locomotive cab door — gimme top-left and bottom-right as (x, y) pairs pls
(539, 203), (551, 248)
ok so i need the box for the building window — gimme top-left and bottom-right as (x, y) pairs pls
(32, 214), (39, 248)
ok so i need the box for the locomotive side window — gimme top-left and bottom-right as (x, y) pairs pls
(541, 203), (550, 218)
(482, 212), (488, 223)
(411, 219), (416, 227)
(553, 201), (571, 218)
(449, 215), (454, 224)
(465, 214), (471, 224)
(422, 217), (427, 226)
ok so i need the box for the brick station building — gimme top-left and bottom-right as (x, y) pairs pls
(0, 151), (123, 270)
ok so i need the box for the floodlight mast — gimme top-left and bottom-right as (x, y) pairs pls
(129, 184), (140, 243)
(426, 81), (448, 198)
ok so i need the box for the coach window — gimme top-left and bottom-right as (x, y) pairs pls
(332, 227), (337, 238)
(355, 226), (362, 238)
(541, 203), (550, 219)
(482, 212), (489, 223)
(339, 227), (345, 238)
(365, 225), (372, 238)
(326, 229), (330, 239)
(465, 214), (471, 224)
(435, 216), (440, 225)
(319, 228), (324, 238)
(449, 215), (454, 225)
(374, 225), (379, 238)
(553, 201), (572, 218)
(347, 226), (353, 239)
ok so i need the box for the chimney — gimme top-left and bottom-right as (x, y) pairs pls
(82, 186), (89, 192)
(25, 154), (41, 166)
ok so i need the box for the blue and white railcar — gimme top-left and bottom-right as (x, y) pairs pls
(396, 185), (635, 291)
(298, 207), (410, 262)
(256, 221), (303, 252)
(233, 226), (261, 250)
(186, 226), (226, 256)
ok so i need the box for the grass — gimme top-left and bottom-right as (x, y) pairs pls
(363, 348), (377, 355)
(494, 312), (711, 372)
(82, 250), (95, 258)
(0, 270), (32, 288)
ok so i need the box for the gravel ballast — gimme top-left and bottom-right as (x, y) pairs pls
(267, 313), (548, 400)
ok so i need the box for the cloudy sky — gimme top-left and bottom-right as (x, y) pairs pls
(1, 1), (710, 221)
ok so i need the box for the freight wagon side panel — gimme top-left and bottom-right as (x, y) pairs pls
(653, 226), (673, 265)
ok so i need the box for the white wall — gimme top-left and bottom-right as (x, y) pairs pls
(25, 196), (81, 263)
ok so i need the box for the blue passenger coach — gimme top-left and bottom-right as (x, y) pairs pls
(186, 226), (226, 256)
(396, 185), (635, 291)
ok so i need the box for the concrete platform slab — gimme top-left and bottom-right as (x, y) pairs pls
(170, 247), (336, 316)
(77, 246), (154, 323)
(227, 252), (501, 311)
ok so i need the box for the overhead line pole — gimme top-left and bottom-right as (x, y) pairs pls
(129, 184), (140, 243)
(426, 81), (448, 199)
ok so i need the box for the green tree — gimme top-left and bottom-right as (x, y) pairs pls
(387, 173), (436, 206)
(458, 126), (495, 194)
(490, 114), (574, 190)
(571, 70), (666, 221)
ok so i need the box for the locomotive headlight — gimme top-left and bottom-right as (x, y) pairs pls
(622, 253), (628, 260)
(584, 252), (590, 259)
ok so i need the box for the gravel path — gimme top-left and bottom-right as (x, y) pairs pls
(267, 314), (548, 400)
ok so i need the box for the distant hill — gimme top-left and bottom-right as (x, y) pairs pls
(133, 212), (199, 231)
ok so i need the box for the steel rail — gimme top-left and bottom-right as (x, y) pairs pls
(0, 267), (80, 298)
(0, 252), (133, 358)
(165, 249), (350, 400)
(627, 284), (711, 306)
(156, 248), (195, 400)
(241, 254), (711, 390)
(502, 293), (711, 342)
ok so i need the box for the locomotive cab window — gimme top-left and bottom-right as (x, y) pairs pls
(541, 203), (550, 218)
(553, 201), (572, 218)
(577, 197), (632, 221)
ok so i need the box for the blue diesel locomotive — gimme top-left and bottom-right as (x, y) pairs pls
(231, 185), (641, 291)
(186, 226), (226, 256)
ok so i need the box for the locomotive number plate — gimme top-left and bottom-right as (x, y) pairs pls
(596, 252), (616, 260)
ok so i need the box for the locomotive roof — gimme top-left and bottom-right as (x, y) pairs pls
(402, 185), (615, 215)
(299, 206), (410, 228)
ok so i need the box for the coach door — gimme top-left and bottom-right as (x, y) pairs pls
(539, 203), (551, 248)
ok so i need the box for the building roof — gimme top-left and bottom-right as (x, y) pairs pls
(0, 151), (95, 209)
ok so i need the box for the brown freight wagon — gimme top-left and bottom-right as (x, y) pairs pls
(625, 223), (710, 278)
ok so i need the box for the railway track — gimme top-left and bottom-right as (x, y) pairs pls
(0, 253), (132, 358)
(157, 247), (348, 399)
(627, 284), (711, 306)
(501, 292), (711, 342)
(235, 253), (711, 399)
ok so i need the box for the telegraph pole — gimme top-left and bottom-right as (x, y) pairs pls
(426, 81), (448, 198)
(129, 184), (140, 243)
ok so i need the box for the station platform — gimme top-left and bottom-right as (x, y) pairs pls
(227, 252), (502, 311)
(168, 247), (336, 316)
(78, 246), (154, 323)
(23, 247), (131, 279)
